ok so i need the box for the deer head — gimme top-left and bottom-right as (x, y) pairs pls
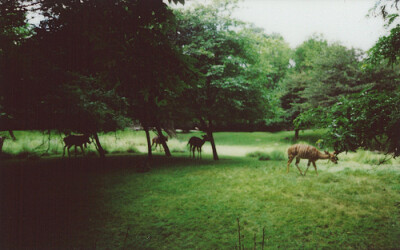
(201, 135), (210, 141)
(324, 151), (338, 164)
(82, 134), (92, 148)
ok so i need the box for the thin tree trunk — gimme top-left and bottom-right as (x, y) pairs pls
(92, 133), (106, 158)
(294, 129), (299, 141)
(144, 127), (152, 159)
(207, 120), (219, 160)
(156, 126), (171, 157)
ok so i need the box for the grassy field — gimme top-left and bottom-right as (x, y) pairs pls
(1, 130), (400, 249)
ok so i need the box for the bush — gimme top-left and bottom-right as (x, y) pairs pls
(127, 147), (138, 153)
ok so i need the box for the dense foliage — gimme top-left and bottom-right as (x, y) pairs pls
(172, 1), (290, 159)
(326, 88), (400, 156)
(368, 0), (400, 64)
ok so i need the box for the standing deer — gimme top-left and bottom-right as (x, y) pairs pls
(187, 135), (209, 159)
(63, 134), (91, 157)
(151, 135), (168, 151)
(287, 144), (338, 176)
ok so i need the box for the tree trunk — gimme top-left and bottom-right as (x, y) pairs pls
(164, 120), (177, 138)
(207, 120), (219, 160)
(8, 130), (16, 141)
(92, 133), (106, 158)
(156, 126), (171, 157)
(144, 127), (152, 159)
(294, 129), (299, 141)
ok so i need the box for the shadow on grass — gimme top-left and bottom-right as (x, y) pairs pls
(0, 154), (238, 249)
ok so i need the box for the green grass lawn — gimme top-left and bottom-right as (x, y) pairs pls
(1, 130), (399, 249)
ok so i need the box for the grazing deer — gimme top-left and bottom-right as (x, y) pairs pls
(63, 134), (91, 157)
(151, 135), (168, 151)
(287, 144), (338, 176)
(187, 135), (209, 159)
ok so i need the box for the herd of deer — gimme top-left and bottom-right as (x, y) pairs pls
(151, 134), (209, 159)
(1, 133), (339, 176)
(62, 134), (210, 159)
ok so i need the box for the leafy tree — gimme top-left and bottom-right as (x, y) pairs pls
(239, 26), (292, 89)
(238, 26), (291, 130)
(280, 71), (312, 138)
(369, 25), (400, 64)
(302, 44), (364, 108)
(281, 36), (369, 139)
(326, 88), (400, 157)
(368, 0), (400, 64)
(1, 0), (192, 157)
(0, 0), (33, 139)
(322, 0), (400, 158)
(293, 34), (328, 72)
(173, 0), (272, 160)
(280, 35), (328, 138)
(98, 0), (195, 158)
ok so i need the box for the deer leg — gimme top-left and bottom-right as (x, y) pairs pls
(304, 160), (311, 176)
(74, 145), (77, 157)
(67, 145), (72, 157)
(63, 145), (67, 157)
(287, 156), (294, 173)
(80, 145), (85, 156)
(312, 161), (318, 176)
(295, 157), (303, 176)
(199, 147), (202, 159)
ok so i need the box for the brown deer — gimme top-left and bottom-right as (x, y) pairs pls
(287, 144), (338, 176)
(151, 135), (168, 151)
(187, 135), (209, 159)
(63, 134), (91, 157)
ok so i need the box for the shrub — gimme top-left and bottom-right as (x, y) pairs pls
(127, 147), (138, 153)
